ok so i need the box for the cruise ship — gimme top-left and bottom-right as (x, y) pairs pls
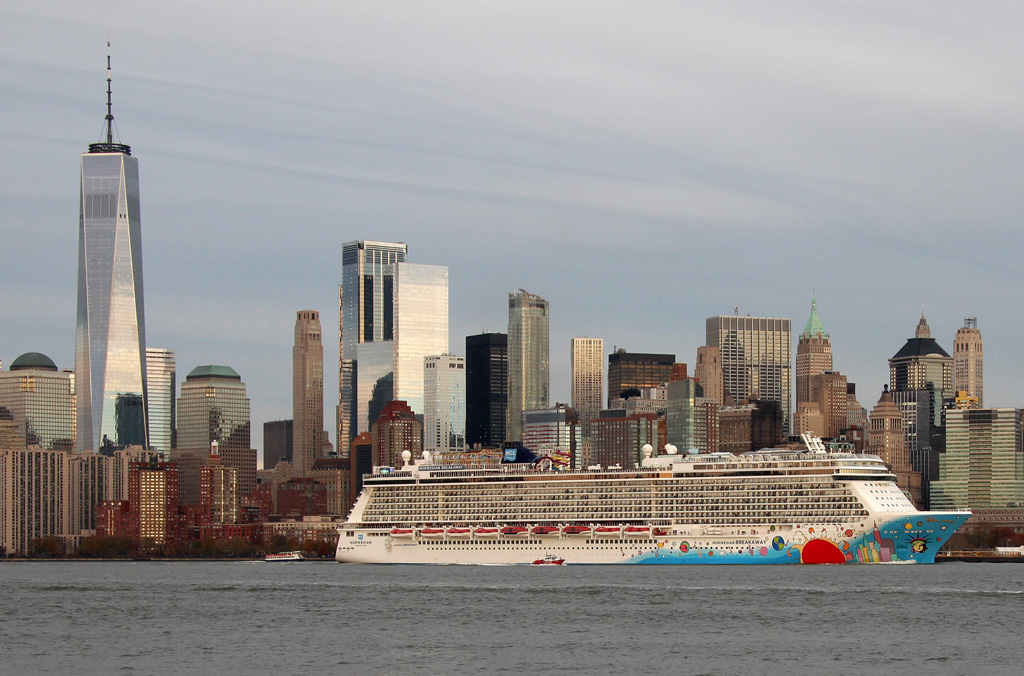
(335, 444), (971, 565)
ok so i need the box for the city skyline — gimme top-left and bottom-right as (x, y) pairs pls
(4, 4), (1024, 452)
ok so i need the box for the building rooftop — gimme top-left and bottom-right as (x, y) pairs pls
(185, 364), (241, 381)
(9, 352), (58, 372)
(801, 297), (829, 338)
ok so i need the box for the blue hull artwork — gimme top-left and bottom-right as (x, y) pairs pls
(628, 513), (972, 564)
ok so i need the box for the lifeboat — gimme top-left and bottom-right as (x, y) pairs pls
(473, 527), (499, 537)
(390, 528), (415, 537)
(562, 525), (592, 536)
(446, 527), (472, 537)
(531, 525), (560, 536)
(652, 528), (669, 537)
(624, 525), (650, 534)
(420, 528), (446, 537)
(594, 526), (623, 536)
(500, 526), (528, 536)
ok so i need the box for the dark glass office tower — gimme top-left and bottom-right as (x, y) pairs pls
(75, 48), (148, 452)
(466, 333), (507, 447)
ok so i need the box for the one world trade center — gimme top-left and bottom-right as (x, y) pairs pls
(75, 47), (148, 453)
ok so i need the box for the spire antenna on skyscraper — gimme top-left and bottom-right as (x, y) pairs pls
(89, 41), (131, 155)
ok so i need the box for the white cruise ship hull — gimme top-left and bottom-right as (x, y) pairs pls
(337, 512), (970, 565)
(336, 450), (971, 565)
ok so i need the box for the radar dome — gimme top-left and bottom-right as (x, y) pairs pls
(401, 450), (412, 463)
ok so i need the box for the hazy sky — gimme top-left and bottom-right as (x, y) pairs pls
(3, 1), (1024, 454)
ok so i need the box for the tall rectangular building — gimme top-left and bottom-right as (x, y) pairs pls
(571, 337), (604, 439)
(293, 310), (324, 476)
(76, 57), (148, 453)
(0, 353), (76, 451)
(0, 448), (71, 555)
(423, 354), (466, 453)
(338, 243), (448, 438)
(507, 290), (549, 442)
(931, 408), (1024, 510)
(392, 263), (449, 418)
(465, 333), (507, 447)
(953, 317), (984, 406)
(795, 297), (832, 407)
(607, 351), (675, 406)
(706, 314), (792, 436)
(145, 348), (175, 454)
(338, 241), (407, 450)
(263, 419), (293, 470)
(173, 365), (255, 504)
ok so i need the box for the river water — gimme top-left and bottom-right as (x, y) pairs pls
(1, 561), (1021, 675)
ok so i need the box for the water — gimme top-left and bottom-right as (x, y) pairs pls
(1, 561), (1021, 675)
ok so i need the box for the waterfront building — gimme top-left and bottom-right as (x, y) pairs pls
(706, 313), (792, 436)
(293, 310), (324, 476)
(423, 354), (466, 453)
(606, 350), (675, 407)
(931, 408), (1024, 510)
(0, 448), (71, 555)
(953, 317), (984, 407)
(263, 419), (293, 470)
(795, 297), (832, 407)
(274, 478), (329, 519)
(310, 457), (353, 517)
(75, 51), (148, 453)
(0, 353), (76, 451)
(371, 400), (422, 468)
(127, 459), (184, 548)
(522, 404), (579, 468)
(465, 333), (507, 447)
(338, 241), (407, 449)
(172, 365), (255, 504)
(571, 337), (604, 439)
(70, 451), (112, 533)
(145, 348), (175, 454)
(199, 443), (239, 525)
(507, 290), (549, 442)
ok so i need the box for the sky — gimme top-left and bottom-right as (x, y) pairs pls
(3, 1), (1024, 455)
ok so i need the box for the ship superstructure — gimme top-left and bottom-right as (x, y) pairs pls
(336, 446), (970, 564)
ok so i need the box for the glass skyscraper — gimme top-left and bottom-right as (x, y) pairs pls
(423, 354), (466, 452)
(339, 241), (407, 447)
(339, 242), (448, 438)
(507, 290), (549, 442)
(145, 348), (175, 454)
(75, 57), (148, 453)
(0, 353), (76, 451)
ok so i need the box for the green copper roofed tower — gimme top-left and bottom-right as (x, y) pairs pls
(75, 43), (148, 452)
(795, 296), (832, 407)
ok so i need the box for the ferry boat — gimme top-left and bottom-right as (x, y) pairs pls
(335, 445), (971, 565)
(265, 551), (304, 562)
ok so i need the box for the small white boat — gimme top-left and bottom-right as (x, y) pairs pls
(265, 551), (304, 562)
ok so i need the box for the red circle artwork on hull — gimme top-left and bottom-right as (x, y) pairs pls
(801, 538), (846, 564)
